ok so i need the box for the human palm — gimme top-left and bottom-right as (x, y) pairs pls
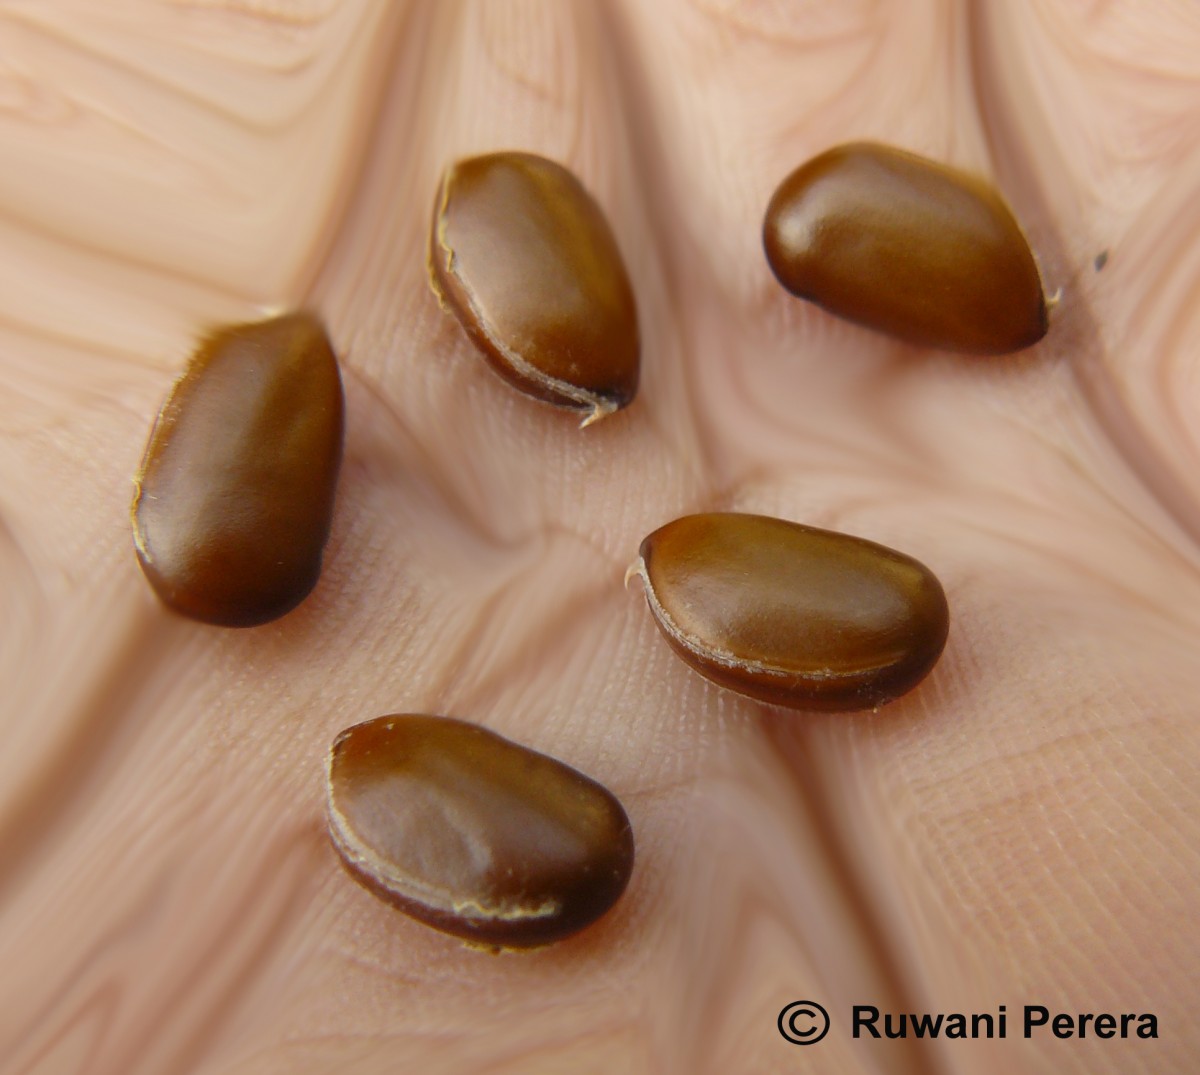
(2, 3), (1197, 1074)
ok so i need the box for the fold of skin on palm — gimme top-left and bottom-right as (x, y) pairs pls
(0, 2), (1196, 1073)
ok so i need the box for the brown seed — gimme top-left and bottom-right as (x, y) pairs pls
(326, 715), (635, 948)
(631, 513), (949, 711)
(132, 311), (344, 627)
(429, 152), (640, 425)
(763, 142), (1048, 354)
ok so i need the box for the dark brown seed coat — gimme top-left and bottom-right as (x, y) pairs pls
(430, 152), (639, 424)
(132, 312), (344, 627)
(634, 513), (949, 711)
(326, 715), (635, 948)
(763, 142), (1047, 354)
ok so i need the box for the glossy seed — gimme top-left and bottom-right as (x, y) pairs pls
(630, 513), (949, 711)
(326, 715), (635, 948)
(429, 152), (640, 425)
(132, 312), (344, 627)
(763, 142), (1048, 354)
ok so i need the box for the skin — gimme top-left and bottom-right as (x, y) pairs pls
(2, 3), (1198, 1074)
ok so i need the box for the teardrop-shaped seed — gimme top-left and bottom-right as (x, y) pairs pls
(326, 715), (635, 948)
(763, 142), (1048, 354)
(132, 311), (344, 627)
(429, 152), (640, 425)
(632, 513), (949, 711)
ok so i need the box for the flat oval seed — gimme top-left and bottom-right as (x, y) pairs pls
(633, 513), (949, 711)
(132, 312), (344, 627)
(429, 152), (640, 425)
(763, 142), (1048, 354)
(326, 715), (634, 948)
